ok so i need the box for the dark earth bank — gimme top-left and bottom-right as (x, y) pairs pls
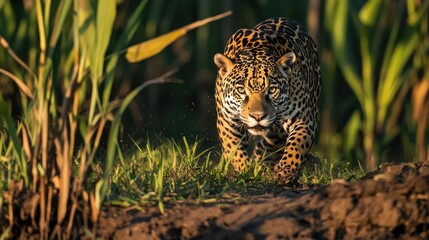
(96, 162), (429, 239)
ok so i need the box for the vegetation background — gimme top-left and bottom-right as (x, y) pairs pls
(0, 0), (427, 238)
(70, 0), (428, 168)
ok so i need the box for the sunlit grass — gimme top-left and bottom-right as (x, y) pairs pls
(98, 137), (275, 205)
(301, 153), (366, 186)
(82, 137), (366, 210)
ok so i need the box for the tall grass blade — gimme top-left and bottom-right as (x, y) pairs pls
(101, 69), (179, 208)
(0, 100), (28, 186)
(358, 0), (383, 26)
(48, 0), (72, 57)
(102, 0), (148, 107)
(46, 0), (73, 228)
(126, 11), (232, 63)
(0, 36), (37, 81)
(35, 0), (46, 61)
(126, 29), (185, 63)
(327, 0), (363, 105)
(92, 0), (116, 80)
(377, 24), (420, 127)
(0, 68), (33, 99)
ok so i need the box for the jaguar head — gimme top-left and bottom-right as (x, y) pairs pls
(214, 49), (296, 135)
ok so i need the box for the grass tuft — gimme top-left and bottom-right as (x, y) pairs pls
(100, 138), (278, 205)
(92, 138), (366, 211)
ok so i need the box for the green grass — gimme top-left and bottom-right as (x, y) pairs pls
(99, 137), (273, 204)
(301, 153), (366, 186)
(81, 137), (366, 210)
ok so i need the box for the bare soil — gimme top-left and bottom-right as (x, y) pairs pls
(96, 162), (429, 239)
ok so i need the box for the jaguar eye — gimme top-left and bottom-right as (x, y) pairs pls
(237, 87), (245, 94)
(269, 86), (278, 94)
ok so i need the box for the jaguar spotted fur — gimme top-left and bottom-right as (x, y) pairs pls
(214, 17), (321, 185)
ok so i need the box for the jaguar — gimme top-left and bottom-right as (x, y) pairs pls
(214, 17), (321, 185)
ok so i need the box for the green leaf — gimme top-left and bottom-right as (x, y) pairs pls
(100, 70), (179, 207)
(358, 0), (383, 26)
(0, 1), (16, 37)
(48, 0), (72, 57)
(343, 111), (361, 153)
(328, 0), (363, 105)
(125, 11), (232, 63)
(77, 0), (96, 60)
(77, 0), (116, 81)
(377, 23), (420, 127)
(0, 99), (28, 186)
(102, 0), (148, 107)
(93, 0), (116, 80)
(407, 0), (429, 25)
(126, 29), (186, 63)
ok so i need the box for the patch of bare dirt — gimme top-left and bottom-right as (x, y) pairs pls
(97, 162), (429, 239)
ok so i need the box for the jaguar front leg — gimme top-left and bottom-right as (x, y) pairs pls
(253, 128), (287, 167)
(217, 113), (250, 171)
(274, 119), (315, 185)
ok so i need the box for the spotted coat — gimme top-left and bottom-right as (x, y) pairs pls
(214, 18), (321, 185)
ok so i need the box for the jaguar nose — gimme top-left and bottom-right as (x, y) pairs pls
(249, 112), (267, 121)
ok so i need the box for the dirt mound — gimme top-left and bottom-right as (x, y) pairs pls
(97, 162), (429, 239)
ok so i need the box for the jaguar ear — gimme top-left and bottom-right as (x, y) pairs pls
(214, 53), (234, 78)
(276, 51), (296, 75)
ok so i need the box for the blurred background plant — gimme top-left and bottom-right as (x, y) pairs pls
(0, 0), (428, 237)
(323, 0), (429, 171)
